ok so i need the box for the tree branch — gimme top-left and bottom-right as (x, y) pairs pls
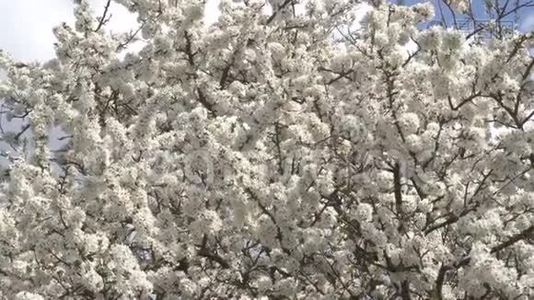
(94, 0), (112, 32)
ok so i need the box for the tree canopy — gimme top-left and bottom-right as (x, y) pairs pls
(1, 0), (534, 299)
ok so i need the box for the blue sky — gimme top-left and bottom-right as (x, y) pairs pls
(410, 0), (534, 31)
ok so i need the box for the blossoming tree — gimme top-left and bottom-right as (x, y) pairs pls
(1, 0), (534, 299)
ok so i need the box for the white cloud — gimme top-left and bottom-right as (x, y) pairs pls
(0, 0), (228, 62)
(205, 0), (221, 25)
(0, 0), (74, 62)
(0, 0), (140, 62)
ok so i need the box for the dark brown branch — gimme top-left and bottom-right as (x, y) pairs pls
(219, 52), (237, 89)
(116, 23), (145, 50)
(95, 0), (112, 32)
(393, 163), (404, 227)
(433, 264), (451, 300)
(400, 280), (411, 300)
(266, 0), (293, 24)
(198, 248), (230, 269)
(183, 31), (216, 115)
(491, 225), (534, 254)
(14, 123), (31, 141)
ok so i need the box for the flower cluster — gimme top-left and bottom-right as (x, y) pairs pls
(0, 0), (534, 299)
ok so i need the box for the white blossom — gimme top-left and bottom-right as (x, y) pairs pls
(354, 203), (373, 222)
(0, 0), (532, 299)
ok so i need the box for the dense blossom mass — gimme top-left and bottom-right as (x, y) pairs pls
(1, 0), (534, 299)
